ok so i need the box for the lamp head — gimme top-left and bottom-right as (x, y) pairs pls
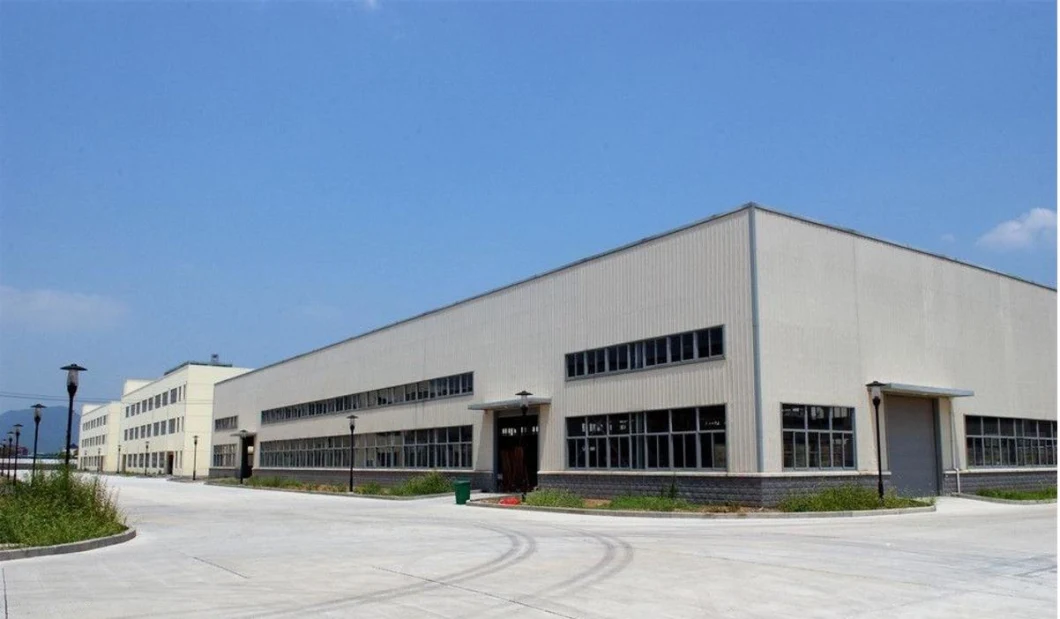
(516, 390), (532, 409)
(31, 403), (44, 423)
(866, 381), (885, 404)
(347, 414), (358, 431)
(61, 364), (87, 388)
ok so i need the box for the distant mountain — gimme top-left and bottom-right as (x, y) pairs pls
(0, 406), (81, 455)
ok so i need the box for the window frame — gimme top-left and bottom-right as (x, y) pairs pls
(565, 326), (725, 382)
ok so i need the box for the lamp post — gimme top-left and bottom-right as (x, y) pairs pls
(145, 440), (150, 476)
(515, 390), (532, 501)
(347, 415), (358, 492)
(867, 381), (886, 503)
(97, 448), (102, 473)
(13, 424), (22, 486)
(5, 434), (13, 482)
(60, 364), (87, 471)
(31, 404), (44, 481)
(237, 430), (248, 485)
(192, 435), (198, 481)
(117, 445), (122, 474)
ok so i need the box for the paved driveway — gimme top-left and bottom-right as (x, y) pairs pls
(2, 476), (1055, 618)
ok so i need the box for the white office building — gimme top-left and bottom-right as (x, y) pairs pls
(209, 204), (1056, 504)
(120, 358), (251, 478)
(77, 401), (122, 473)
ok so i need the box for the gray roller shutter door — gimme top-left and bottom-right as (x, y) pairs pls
(885, 396), (940, 496)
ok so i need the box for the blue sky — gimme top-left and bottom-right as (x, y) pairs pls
(0, 1), (1055, 411)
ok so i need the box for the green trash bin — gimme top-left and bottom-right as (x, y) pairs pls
(454, 479), (471, 505)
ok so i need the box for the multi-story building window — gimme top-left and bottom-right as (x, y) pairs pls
(965, 416), (1057, 467)
(212, 444), (237, 468)
(260, 373), (474, 425)
(214, 416), (239, 431)
(258, 425), (474, 469)
(565, 405), (726, 470)
(782, 404), (855, 469)
(565, 326), (724, 380)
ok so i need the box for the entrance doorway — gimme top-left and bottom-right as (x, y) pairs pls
(165, 452), (174, 475)
(240, 435), (255, 480)
(886, 396), (941, 496)
(496, 413), (539, 493)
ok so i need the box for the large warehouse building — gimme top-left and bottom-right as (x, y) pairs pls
(209, 204), (1056, 504)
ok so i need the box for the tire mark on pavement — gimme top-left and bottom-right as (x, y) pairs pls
(252, 522), (538, 617)
(372, 565), (577, 619)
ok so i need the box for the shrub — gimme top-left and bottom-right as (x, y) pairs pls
(355, 481), (385, 495)
(976, 487), (1057, 501)
(0, 471), (126, 547)
(609, 495), (693, 512)
(778, 485), (929, 512)
(391, 472), (452, 496)
(524, 489), (583, 508)
(247, 476), (304, 489)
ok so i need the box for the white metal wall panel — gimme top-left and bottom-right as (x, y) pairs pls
(755, 210), (1057, 473)
(212, 210), (758, 473)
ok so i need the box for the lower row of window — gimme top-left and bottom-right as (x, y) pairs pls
(254, 425), (474, 470)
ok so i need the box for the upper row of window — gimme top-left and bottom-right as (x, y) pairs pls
(565, 326), (724, 380)
(126, 385), (186, 417)
(260, 372), (474, 425)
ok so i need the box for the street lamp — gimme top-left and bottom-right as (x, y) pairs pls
(60, 364), (87, 471)
(867, 381), (886, 503)
(117, 445), (122, 474)
(5, 433), (13, 482)
(31, 404), (44, 481)
(192, 435), (199, 481)
(237, 430), (248, 485)
(347, 415), (358, 492)
(13, 424), (22, 486)
(516, 390), (532, 501)
(97, 447), (102, 473)
(145, 440), (150, 476)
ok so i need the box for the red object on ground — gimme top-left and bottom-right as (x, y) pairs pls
(498, 497), (521, 506)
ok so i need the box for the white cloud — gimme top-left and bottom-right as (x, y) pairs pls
(362, 0), (379, 11)
(298, 303), (342, 321)
(941, 233), (956, 243)
(0, 285), (128, 332)
(976, 208), (1057, 251)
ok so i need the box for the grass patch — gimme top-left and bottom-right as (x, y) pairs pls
(778, 485), (930, 512)
(0, 470), (126, 547)
(213, 476), (345, 493)
(355, 481), (385, 495)
(524, 489), (584, 508)
(608, 495), (695, 512)
(976, 487), (1057, 501)
(388, 472), (453, 496)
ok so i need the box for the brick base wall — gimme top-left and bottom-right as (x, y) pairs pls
(537, 472), (894, 507)
(210, 467), (491, 491)
(943, 469), (1056, 494)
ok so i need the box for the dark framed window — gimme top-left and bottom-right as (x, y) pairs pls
(965, 415), (1056, 467)
(565, 326), (724, 380)
(566, 405), (726, 470)
(782, 404), (855, 469)
(260, 372), (474, 425)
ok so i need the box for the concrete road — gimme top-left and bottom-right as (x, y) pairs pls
(2, 476), (1055, 618)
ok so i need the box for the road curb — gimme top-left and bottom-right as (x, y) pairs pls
(203, 481), (456, 501)
(0, 528), (136, 562)
(952, 493), (1057, 505)
(466, 500), (936, 519)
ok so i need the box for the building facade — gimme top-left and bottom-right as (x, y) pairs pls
(209, 204), (1056, 504)
(120, 360), (251, 478)
(77, 401), (122, 473)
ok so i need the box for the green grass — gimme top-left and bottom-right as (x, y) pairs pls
(213, 476), (345, 493)
(778, 485), (931, 512)
(354, 481), (385, 495)
(524, 489), (584, 508)
(0, 470), (126, 547)
(388, 472), (453, 496)
(608, 495), (695, 512)
(976, 487), (1057, 501)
